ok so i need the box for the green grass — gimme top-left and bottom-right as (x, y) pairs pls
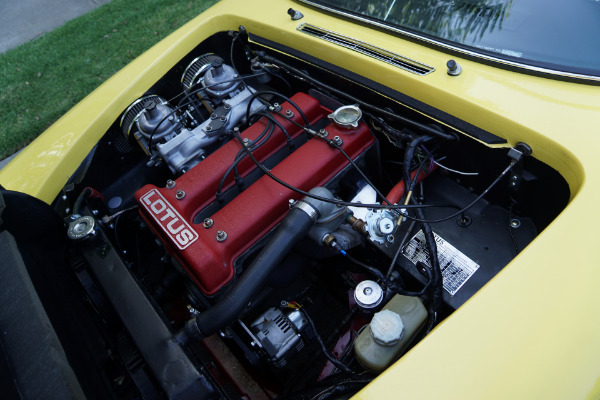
(0, 0), (218, 159)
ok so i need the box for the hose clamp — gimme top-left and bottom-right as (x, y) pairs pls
(293, 200), (319, 222)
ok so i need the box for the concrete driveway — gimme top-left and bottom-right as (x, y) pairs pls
(0, 0), (110, 53)
(0, 0), (110, 168)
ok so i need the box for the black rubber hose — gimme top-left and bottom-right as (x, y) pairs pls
(179, 206), (317, 341)
(73, 188), (92, 215)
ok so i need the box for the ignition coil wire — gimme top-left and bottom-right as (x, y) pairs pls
(231, 128), (517, 220)
(257, 110), (294, 143)
(245, 90), (311, 127)
(216, 119), (276, 198)
(269, 108), (393, 205)
(231, 119), (277, 184)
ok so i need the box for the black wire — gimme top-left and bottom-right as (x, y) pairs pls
(385, 152), (430, 280)
(230, 31), (254, 95)
(231, 130), (440, 211)
(245, 90), (311, 126)
(147, 73), (267, 146)
(344, 254), (386, 281)
(330, 141), (392, 205)
(216, 120), (274, 196)
(232, 117), (276, 181)
(264, 67), (293, 94)
(231, 129), (515, 218)
(298, 307), (353, 374)
(258, 111), (293, 142)
(269, 107), (392, 205)
(414, 205), (443, 332)
(345, 250), (430, 297)
(259, 54), (458, 142)
(386, 219), (416, 280)
(407, 161), (517, 223)
(309, 379), (371, 400)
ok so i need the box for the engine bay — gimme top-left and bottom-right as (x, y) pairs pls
(50, 29), (569, 399)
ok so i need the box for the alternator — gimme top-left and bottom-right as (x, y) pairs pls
(249, 307), (308, 368)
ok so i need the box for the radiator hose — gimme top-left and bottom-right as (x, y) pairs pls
(177, 187), (338, 343)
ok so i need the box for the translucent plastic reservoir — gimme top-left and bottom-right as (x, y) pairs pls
(354, 294), (427, 372)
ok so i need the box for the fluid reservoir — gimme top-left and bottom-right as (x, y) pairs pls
(354, 294), (427, 372)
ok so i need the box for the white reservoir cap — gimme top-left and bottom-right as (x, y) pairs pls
(370, 309), (404, 346)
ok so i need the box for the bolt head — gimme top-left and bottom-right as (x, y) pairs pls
(166, 179), (176, 189)
(216, 230), (227, 242)
(203, 218), (214, 228)
(175, 190), (186, 200)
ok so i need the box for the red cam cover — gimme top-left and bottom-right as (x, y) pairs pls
(135, 93), (374, 295)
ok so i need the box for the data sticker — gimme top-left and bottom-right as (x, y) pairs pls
(402, 230), (480, 296)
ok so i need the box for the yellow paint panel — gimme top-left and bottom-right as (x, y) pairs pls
(1, 1), (599, 398)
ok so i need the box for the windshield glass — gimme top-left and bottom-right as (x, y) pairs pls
(298, 0), (600, 79)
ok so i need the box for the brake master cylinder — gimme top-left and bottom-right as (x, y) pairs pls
(354, 294), (427, 371)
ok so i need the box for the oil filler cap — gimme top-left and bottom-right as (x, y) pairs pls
(370, 310), (404, 346)
(328, 105), (362, 129)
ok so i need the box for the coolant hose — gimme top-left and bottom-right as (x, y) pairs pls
(178, 189), (335, 342)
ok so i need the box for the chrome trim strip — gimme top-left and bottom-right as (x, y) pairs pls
(297, 0), (600, 82)
(297, 23), (434, 76)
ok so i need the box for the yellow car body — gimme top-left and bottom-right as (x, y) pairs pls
(1, 0), (599, 398)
